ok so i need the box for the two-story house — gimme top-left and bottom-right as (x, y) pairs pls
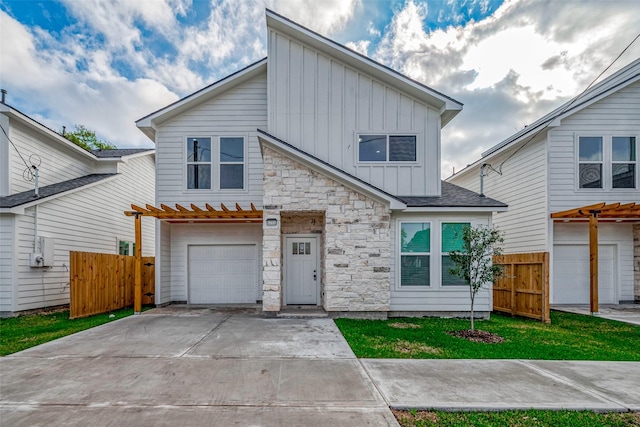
(0, 100), (155, 316)
(448, 58), (640, 306)
(134, 10), (506, 318)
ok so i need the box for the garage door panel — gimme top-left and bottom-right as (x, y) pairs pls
(188, 245), (257, 304)
(553, 244), (615, 304)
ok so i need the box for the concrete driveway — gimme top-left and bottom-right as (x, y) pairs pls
(0, 307), (398, 426)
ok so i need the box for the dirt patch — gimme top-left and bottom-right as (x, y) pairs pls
(389, 322), (422, 329)
(395, 340), (442, 355)
(393, 409), (439, 425)
(448, 329), (505, 343)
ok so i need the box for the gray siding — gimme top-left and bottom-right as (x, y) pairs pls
(553, 222), (635, 302)
(389, 212), (493, 312)
(168, 223), (263, 303)
(448, 137), (548, 253)
(157, 221), (172, 305)
(548, 81), (640, 211)
(13, 155), (155, 312)
(0, 214), (14, 313)
(268, 30), (441, 196)
(155, 73), (267, 208)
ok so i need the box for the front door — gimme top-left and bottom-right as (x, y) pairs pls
(285, 237), (319, 305)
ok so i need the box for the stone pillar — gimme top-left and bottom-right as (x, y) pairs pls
(634, 224), (640, 303)
(262, 209), (281, 312)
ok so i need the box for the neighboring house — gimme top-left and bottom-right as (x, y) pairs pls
(0, 101), (155, 317)
(134, 10), (506, 318)
(448, 58), (640, 305)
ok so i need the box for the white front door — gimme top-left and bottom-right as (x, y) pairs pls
(285, 237), (319, 305)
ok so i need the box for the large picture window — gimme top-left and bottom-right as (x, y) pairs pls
(359, 134), (416, 162)
(441, 223), (470, 286)
(400, 222), (430, 286)
(187, 137), (212, 189)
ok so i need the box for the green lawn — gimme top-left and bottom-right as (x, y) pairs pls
(0, 308), (137, 356)
(394, 409), (640, 427)
(334, 311), (640, 360)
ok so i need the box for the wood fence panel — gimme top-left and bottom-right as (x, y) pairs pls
(70, 251), (155, 319)
(493, 252), (550, 323)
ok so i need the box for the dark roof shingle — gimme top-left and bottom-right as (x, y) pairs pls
(399, 182), (507, 208)
(90, 149), (153, 158)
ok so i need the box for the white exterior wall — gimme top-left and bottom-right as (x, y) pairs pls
(156, 220), (172, 305)
(268, 30), (441, 196)
(389, 211), (493, 312)
(7, 119), (94, 195)
(167, 223), (263, 303)
(154, 73), (267, 208)
(12, 155), (155, 312)
(0, 214), (15, 314)
(548, 80), (640, 211)
(0, 113), (9, 196)
(448, 137), (548, 253)
(553, 222), (635, 302)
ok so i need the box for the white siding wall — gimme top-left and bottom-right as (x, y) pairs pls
(548, 80), (640, 211)
(157, 220), (172, 305)
(155, 73), (267, 207)
(389, 212), (493, 312)
(448, 137), (548, 253)
(0, 113), (9, 196)
(553, 222), (635, 302)
(168, 223), (262, 303)
(8, 119), (94, 195)
(0, 214), (15, 314)
(13, 155), (155, 312)
(268, 30), (441, 196)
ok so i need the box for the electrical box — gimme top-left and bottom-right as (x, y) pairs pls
(30, 237), (55, 267)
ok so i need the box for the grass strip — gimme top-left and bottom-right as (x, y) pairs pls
(335, 311), (640, 360)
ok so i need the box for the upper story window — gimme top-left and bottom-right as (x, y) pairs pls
(186, 136), (246, 190)
(358, 134), (416, 162)
(578, 136), (636, 189)
(399, 222), (431, 286)
(187, 137), (212, 189)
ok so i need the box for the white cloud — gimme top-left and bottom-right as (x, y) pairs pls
(271, 0), (361, 36)
(345, 40), (370, 56)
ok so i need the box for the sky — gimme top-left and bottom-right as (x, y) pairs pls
(1, 0), (639, 177)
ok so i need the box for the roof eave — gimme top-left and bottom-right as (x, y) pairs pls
(402, 205), (508, 212)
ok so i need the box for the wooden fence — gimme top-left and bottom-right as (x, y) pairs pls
(70, 251), (155, 319)
(493, 252), (550, 323)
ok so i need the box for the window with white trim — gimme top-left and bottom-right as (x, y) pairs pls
(399, 222), (430, 286)
(441, 222), (470, 286)
(219, 137), (245, 189)
(358, 134), (416, 162)
(578, 136), (602, 188)
(612, 136), (636, 188)
(187, 137), (212, 189)
(119, 240), (135, 256)
(578, 135), (637, 189)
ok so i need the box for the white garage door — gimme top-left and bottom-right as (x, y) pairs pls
(553, 244), (616, 304)
(188, 245), (257, 304)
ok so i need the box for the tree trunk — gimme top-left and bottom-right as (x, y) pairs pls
(470, 293), (475, 331)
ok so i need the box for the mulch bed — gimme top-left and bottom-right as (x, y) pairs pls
(447, 329), (505, 343)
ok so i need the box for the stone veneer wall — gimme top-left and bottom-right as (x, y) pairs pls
(262, 146), (391, 313)
(634, 224), (639, 302)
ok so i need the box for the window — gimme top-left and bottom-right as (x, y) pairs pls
(187, 137), (211, 189)
(400, 222), (430, 286)
(219, 137), (244, 189)
(578, 135), (637, 189)
(612, 136), (636, 188)
(441, 223), (470, 286)
(119, 241), (135, 256)
(359, 134), (416, 162)
(578, 136), (602, 188)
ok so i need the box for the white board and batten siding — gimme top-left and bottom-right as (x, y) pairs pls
(12, 155), (155, 312)
(154, 73), (267, 209)
(166, 223), (262, 303)
(0, 214), (15, 314)
(547, 80), (640, 212)
(267, 30), (442, 196)
(448, 136), (549, 254)
(389, 212), (493, 312)
(553, 222), (635, 303)
(7, 119), (94, 195)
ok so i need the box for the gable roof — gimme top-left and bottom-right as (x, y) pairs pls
(452, 57), (640, 179)
(136, 59), (268, 140)
(0, 173), (118, 212)
(265, 9), (462, 127)
(257, 129), (407, 210)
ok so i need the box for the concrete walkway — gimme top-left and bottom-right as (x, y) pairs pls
(552, 304), (640, 326)
(1, 307), (638, 426)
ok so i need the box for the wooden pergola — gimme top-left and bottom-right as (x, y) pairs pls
(124, 203), (263, 313)
(550, 202), (640, 314)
